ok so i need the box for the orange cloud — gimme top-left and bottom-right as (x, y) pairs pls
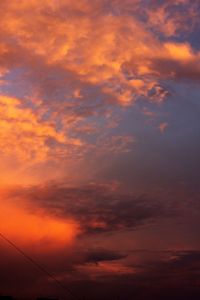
(0, 95), (84, 165)
(158, 122), (168, 133)
(0, 95), (66, 162)
(0, 0), (171, 106)
(1, 0), (199, 107)
(0, 0), (200, 187)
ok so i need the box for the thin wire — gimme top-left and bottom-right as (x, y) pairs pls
(0, 232), (82, 300)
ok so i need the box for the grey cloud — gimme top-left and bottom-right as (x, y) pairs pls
(8, 183), (173, 234)
(82, 248), (127, 264)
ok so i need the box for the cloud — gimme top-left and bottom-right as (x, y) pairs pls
(0, 2), (199, 299)
(146, 0), (200, 37)
(0, 0), (200, 179)
(158, 122), (168, 133)
(150, 42), (200, 81)
(126, 250), (200, 294)
(0, 95), (68, 163)
(82, 248), (127, 264)
(1, 0), (199, 109)
(4, 182), (172, 235)
(0, 181), (200, 298)
(70, 250), (200, 299)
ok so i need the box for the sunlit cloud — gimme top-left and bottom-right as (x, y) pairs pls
(0, 95), (66, 162)
(0, 0), (199, 178)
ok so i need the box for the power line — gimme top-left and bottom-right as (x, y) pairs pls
(0, 232), (82, 300)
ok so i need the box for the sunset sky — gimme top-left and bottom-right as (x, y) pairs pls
(0, 1), (200, 299)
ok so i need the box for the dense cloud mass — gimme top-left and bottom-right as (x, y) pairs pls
(3, 183), (172, 234)
(0, 0), (200, 299)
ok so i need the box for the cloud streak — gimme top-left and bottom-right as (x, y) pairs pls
(3, 182), (174, 236)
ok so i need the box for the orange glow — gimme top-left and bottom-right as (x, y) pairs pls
(0, 187), (79, 251)
(164, 42), (193, 61)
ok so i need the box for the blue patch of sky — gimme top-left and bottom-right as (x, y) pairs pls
(1, 67), (32, 100)
(99, 81), (200, 189)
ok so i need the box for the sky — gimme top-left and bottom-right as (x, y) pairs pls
(0, 0), (200, 299)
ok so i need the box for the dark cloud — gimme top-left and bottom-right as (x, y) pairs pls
(56, 250), (200, 300)
(82, 248), (127, 264)
(125, 250), (200, 299)
(1, 227), (200, 300)
(72, 250), (200, 300)
(7, 183), (173, 234)
(152, 57), (200, 81)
